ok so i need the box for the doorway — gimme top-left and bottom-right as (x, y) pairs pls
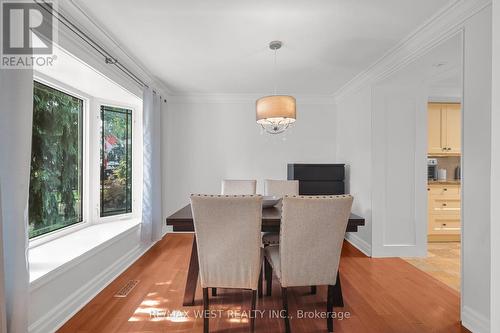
(403, 33), (463, 293)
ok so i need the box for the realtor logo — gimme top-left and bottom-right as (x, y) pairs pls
(1, 0), (57, 68)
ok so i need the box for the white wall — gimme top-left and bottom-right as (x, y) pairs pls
(336, 87), (373, 255)
(490, 1), (500, 331)
(164, 97), (336, 215)
(461, 6), (492, 332)
(370, 82), (428, 257)
(28, 23), (148, 332)
(428, 84), (462, 102)
(335, 5), (493, 332)
(29, 226), (145, 333)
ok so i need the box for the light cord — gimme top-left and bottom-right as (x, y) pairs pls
(273, 48), (277, 95)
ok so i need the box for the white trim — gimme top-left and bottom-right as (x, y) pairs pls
(428, 96), (462, 103)
(345, 232), (372, 257)
(28, 233), (155, 333)
(90, 99), (143, 223)
(28, 73), (143, 247)
(462, 305), (491, 333)
(29, 221), (140, 290)
(29, 75), (92, 248)
(490, 1), (500, 332)
(167, 93), (335, 105)
(334, 0), (492, 102)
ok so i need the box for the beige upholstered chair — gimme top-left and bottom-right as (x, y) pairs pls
(264, 179), (299, 197)
(191, 194), (263, 333)
(221, 179), (257, 195)
(262, 180), (299, 246)
(264, 195), (353, 333)
(213, 179), (257, 298)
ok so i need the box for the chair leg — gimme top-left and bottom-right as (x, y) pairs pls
(310, 286), (317, 295)
(250, 290), (257, 333)
(281, 287), (291, 333)
(332, 272), (344, 307)
(327, 285), (334, 332)
(263, 244), (269, 280)
(203, 288), (209, 333)
(258, 267), (263, 298)
(265, 256), (272, 296)
(212, 288), (217, 297)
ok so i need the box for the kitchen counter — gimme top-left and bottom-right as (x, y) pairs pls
(428, 180), (461, 185)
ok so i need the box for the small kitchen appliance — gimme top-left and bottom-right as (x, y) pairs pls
(427, 158), (438, 181)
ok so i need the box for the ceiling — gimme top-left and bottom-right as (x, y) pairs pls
(72, 0), (453, 95)
(374, 32), (462, 99)
(380, 33), (462, 86)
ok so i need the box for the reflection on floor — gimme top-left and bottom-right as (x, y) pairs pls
(58, 234), (468, 333)
(404, 242), (460, 291)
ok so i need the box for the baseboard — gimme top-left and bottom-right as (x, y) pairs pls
(462, 305), (490, 333)
(28, 241), (155, 333)
(345, 232), (372, 257)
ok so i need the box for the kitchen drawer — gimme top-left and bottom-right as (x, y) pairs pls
(427, 185), (460, 196)
(428, 215), (461, 234)
(429, 198), (461, 214)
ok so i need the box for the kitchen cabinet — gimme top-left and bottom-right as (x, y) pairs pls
(428, 183), (461, 242)
(444, 103), (461, 154)
(428, 103), (461, 155)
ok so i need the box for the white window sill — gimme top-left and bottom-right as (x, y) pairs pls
(29, 219), (141, 289)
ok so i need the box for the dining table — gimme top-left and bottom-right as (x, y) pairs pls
(166, 203), (365, 306)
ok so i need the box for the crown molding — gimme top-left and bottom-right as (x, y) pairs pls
(57, 0), (172, 98)
(167, 93), (335, 105)
(57, 0), (491, 104)
(334, 0), (492, 102)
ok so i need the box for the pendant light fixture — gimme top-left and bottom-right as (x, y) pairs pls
(256, 41), (296, 134)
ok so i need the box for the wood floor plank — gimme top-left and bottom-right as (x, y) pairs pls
(57, 233), (470, 333)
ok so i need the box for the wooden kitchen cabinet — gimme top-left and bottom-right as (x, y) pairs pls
(444, 103), (461, 154)
(428, 183), (461, 242)
(428, 103), (443, 155)
(427, 103), (461, 155)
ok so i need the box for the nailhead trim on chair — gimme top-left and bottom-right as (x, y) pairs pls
(262, 195), (354, 246)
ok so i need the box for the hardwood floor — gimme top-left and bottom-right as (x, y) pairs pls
(58, 234), (469, 333)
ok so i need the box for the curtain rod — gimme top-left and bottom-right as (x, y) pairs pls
(35, 0), (153, 92)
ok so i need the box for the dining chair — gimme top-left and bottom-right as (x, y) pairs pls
(190, 194), (263, 333)
(263, 195), (353, 333)
(213, 179), (257, 298)
(261, 179), (299, 246)
(221, 179), (257, 195)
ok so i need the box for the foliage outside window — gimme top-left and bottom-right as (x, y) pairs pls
(29, 81), (83, 238)
(100, 106), (133, 217)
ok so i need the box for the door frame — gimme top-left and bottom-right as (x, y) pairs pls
(421, 30), (464, 304)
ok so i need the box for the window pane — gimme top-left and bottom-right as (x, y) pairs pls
(29, 81), (83, 238)
(100, 106), (132, 217)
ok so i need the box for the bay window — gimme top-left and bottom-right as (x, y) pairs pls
(29, 81), (84, 238)
(100, 106), (133, 217)
(29, 78), (140, 241)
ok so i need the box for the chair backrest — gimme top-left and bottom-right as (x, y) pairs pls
(190, 194), (263, 290)
(279, 195), (353, 287)
(221, 179), (257, 195)
(264, 179), (299, 196)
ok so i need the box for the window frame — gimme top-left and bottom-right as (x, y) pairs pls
(90, 98), (141, 224)
(29, 73), (142, 248)
(29, 74), (91, 247)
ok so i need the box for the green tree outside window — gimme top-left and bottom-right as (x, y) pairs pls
(29, 81), (83, 238)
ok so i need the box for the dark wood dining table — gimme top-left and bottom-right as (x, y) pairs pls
(166, 204), (365, 306)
